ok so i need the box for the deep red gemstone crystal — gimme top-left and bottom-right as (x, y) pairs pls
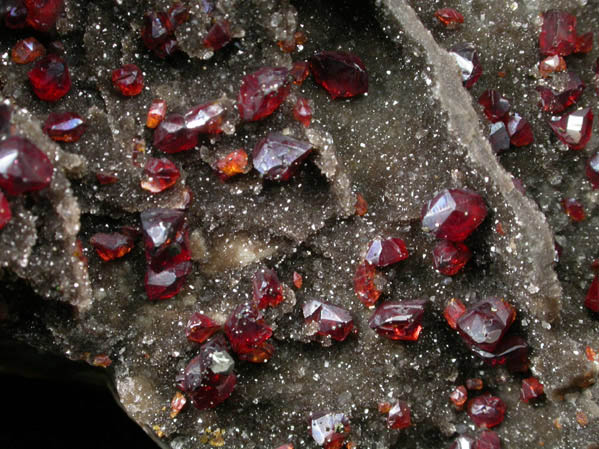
(561, 197), (585, 222)
(539, 10), (578, 56)
(147, 99), (167, 129)
(4, 1), (27, 29)
(141, 158), (180, 193)
(475, 431), (501, 449)
(293, 272), (303, 289)
(353, 260), (382, 307)
(536, 72), (584, 114)
(470, 335), (529, 372)
(154, 113), (198, 153)
(548, 107), (593, 150)
(293, 97), (312, 127)
(167, 2), (188, 28)
(12, 37), (45, 64)
(421, 188), (487, 242)
(237, 67), (290, 121)
(444, 298), (467, 330)
(449, 43), (482, 89)
(252, 132), (312, 182)
(0, 191), (11, 230)
(145, 260), (192, 300)
(365, 237), (409, 267)
(434, 8), (464, 29)
(488, 122), (510, 154)
(433, 240), (471, 276)
(368, 300), (426, 341)
(586, 152), (599, 189)
(520, 377), (544, 403)
(310, 51), (368, 99)
(141, 12), (171, 52)
(575, 32), (593, 54)
(355, 193), (368, 216)
(43, 112), (86, 142)
(185, 312), (221, 343)
(184, 100), (226, 134)
(478, 90), (510, 123)
(204, 20), (232, 51)
(252, 268), (284, 309)
(506, 114), (534, 147)
(24, 0), (63, 32)
(302, 299), (354, 342)
(290, 60), (310, 85)
(89, 232), (134, 261)
(585, 275), (599, 312)
(224, 302), (273, 358)
(467, 394), (506, 428)
(457, 297), (516, 352)
(140, 208), (190, 271)
(0, 136), (53, 195)
(449, 386), (468, 409)
(310, 412), (350, 449)
(387, 400), (411, 430)
(450, 435), (476, 449)
(28, 54), (71, 102)
(112, 64), (144, 97)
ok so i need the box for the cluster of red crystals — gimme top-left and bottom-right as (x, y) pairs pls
(520, 377), (544, 403)
(43, 112), (86, 142)
(238, 67), (290, 122)
(387, 400), (411, 430)
(213, 149), (248, 181)
(24, 0), (64, 32)
(536, 72), (584, 114)
(449, 386), (468, 409)
(365, 237), (409, 267)
(466, 378), (483, 391)
(444, 298), (466, 330)
(293, 97), (312, 127)
(204, 19), (232, 51)
(12, 37), (45, 64)
(141, 158), (180, 193)
(184, 100), (227, 134)
(293, 272), (303, 289)
(310, 412), (350, 449)
(96, 172), (118, 185)
(421, 189), (487, 242)
(290, 60), (310, 86)
(355, 193), (368, 216)
(478, 90), (510, 123)
(252, 268), (284, 309)
(28, 54), (71, 102)
(585, 275), (599, 312)
(433, 240), (471, 276)
(146, 99), (167, 129)
(505, 113), (534, 147)
(539, 10), (592, 57)
(112, 64), (144, 97)
(310, 51), (368, 99)
(141, 4), (188, 58)
(539, 55), (567, 77)
(467, 394), (506, 428)
(586, 152), (599, 189)
(561, 198), (585, 222)
(89, 232), (134, 261)
(0, 191), (11, 230)
(153, 113), (198, 153)
(449, 43), (482, 89)
(177, 335), (236, 410)
(252, 133), (313, 181)
(0, 136), (53, 195)
(303, 299), (354, 342)
(224, 302), (274, 362)
(185, 312), (221, 344)
(488, 122), (510, 154)
(368, 300), (426, 341)
(141, 208), (191, 300)
(457, 297), (516, 352)
(353, 260), (382, 307)
(548, 107), (594, 150)
(434, 8), (464, 29)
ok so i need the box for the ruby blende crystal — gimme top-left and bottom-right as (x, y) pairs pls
(185, 312), (221, 344)
(89, 232), (134, 261)
(434, 8), (464, 29)
(252, 133), (312, 182)
(293, 97), (312, 127)
(520, 377), (544, 403)
(364, 237), (409, 267)
(213, 149), (248, 181)
(237, 67), (290, 121)
(252, 268), (284, 309)
(141, 157), (180, 193)
(467, 394), (506, 428)
(303, 300), (354, 342)
(28, 54), (71, 101)
(310, 51), (368, 99)
(539, 10), (592, 57)
(548, 107), (594, 150)
(146, 99), (167, 128)
(22, 0), (63, 32)
(561, 198), (585, 222)
(433, 240), (471, 276)
(476, 431), (501, 449)
(204, 19), (232, 51)
(449, 43), (482, 89)
(0, 136), (53, 195)
(12, 37), (45, 64)
(536, 72), (584, 114)
(141, 4), (188, 58)
(43, 112), (86, 142)
(309, 412), (350, 449)
(505, 113), (534, 147)
(153, 113), (198, 153)
(224, 302), (274, 363)
(443, 298), (467, 330)
(478, 90), (510, 123)
(449, 386), (468, 410)
(353, 260), (383, 307)
(457, 297), (516, 352)
(112, 64), (144, 96)
(369, 300), (426, 341)
(387, 400), (411, 430)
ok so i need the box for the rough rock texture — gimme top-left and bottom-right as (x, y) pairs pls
(0, 0), (598, 448)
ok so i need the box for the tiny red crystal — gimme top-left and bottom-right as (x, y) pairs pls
(443, 298), (467, 330)
(457, 297), (516, 352)
(449, 43), (482, 89)
(0, 136), (53, 195)
(310, 412), (350, 449)
(303, 299), (354, 342)
(434, 8), (464, 29)
(28, 54), (71, 102)
(520, 377), (544, 403)
(536, 72), (584, 114)
(214, 149), (248, 181)
(506, 114), (534, 147)
(538, 55), (567, 77)
(466, 378), (484, 391)
(89, 232), (135, 261)
(290, 60), (310, 86)
(467, 394), (506, 428)
(43, 112), (86, 142)
(252, 268), (284, 309)
(368, 300), (426, 341)
(204, 19), (232, 51)
(293, 97), (312, 127)
(11, 37), (45, 64)
(184, 100), (226, 134)
(310, 51), (368, 99)
(355, 193), (368, 216)
(586, 152), (599, 189)
(433, 240), (471, 276)
(293, 272), (303, 289)
(112, 64), (144, 97)
(488, 122), (510, 154)
(153, 113), (198, 153)
(141, 158), (180, 194)
(224, 302), (273, 359)
(561, 198), (585, 222)
(449, 386), (468, 409)
(185, 312), (221, 344)
(475, 431), (501, 449)
(96, 172), (118, 185)
(147, 99), (167, 129)
(387, 400), (411, 430)
(252, 133), (312, 182)
(353, 260), (382, 307)
(539, 10), (578, 57)
(478, 90), (510, 123)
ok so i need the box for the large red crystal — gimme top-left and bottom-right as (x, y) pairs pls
(0, 191), (11, 230)
(224, 303), (273, 359)
(539, 10), (578, 56)
(368, 300), (426, 341)
(586, 152), (599, 189)
(585, 275), (599, 312)
(204, 20), (232, 51)
(252, 268), (284, 309)
(365, 237), (409, 267)
(520, 377), (544, 403)
(548, 107), (594, 150)
(28, 54), (71, 102)
(185, 312), (221, 344)
(309, 412), (350, 449)
(310, 51), (368, 99)
(252, 132), (312, 182)
(449, 43), (482, 89)
(153, 113), (198, 153)
(184, 100), (226, 134)
(421, 188), (487, 242)
(456, 297), (516, 352)
(43, 112), (86, 142)
(141, 157), (180, 193)
(387, 400), (411, 430)
(237, 67), (290, 121)
(478, 90), (510, 123)
(24, 0), (63, 32)
(112, 64), (144, 97)
(0, 136), (53, 195)
(302, 299), (354, 342)
(433, 240), (471, 276)
(89, 232), (134, 261)
(12, 37), (45, 64)
(536, 72), (584, 114)
(353, 260), (382, 307)
(467, 394), (506, 428)
(506, 114), (534, 147)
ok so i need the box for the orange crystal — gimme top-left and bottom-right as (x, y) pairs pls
(214, 149), (248, 181)
(12, 37), (45, 64)
(147, 99), (167, 128)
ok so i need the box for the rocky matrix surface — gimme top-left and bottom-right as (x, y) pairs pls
(0, 0), (598, 448)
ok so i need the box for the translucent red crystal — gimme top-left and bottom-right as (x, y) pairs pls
(252, 268), (284, 309)
(237, 67), (290, 122)
(585, 275), (599, 312)
(185, 312), (221, 344)
(488, 122), (510, 154)
(214, 149), (248, 181)
(456, 297), (516, 352)
(368, 300), (426, 341)
(561, 198), (585, 222)
(112, 64), (144, 97)
(12, 37), (45, 64)
(434, 8), (464, 29)
(147, 99), (167, 129)
(141, 158), (180, 193)
(141, 11), (176, 58)
(204, 19), (232, 51)
(28, 54), (71, 102)
(290, 60), (310, 86)
(449, 43), (482, 89)
(470, 335), (529, 372)
(539, 10), (578, 57)
(184, 100), (226, 134)
(506, 114), (534, 147)
(145, 261), (192, 300)
(0, 104), (10, 134)
(536, 72), (584, 114)
(387, 400), (411, 430)
(353, 260), (382, 307)
(43, 112), (86, 142)
(433, 240), (471, 276)
(538, 55), (567, 77)
(365, 237), (409, 268)
(421, 188), (487, 242)
(309, 412), (350, 449)
(24, 0), (63, 32)
(355, 193), (368, 216)
(449, 386), (468, 409)
(444, 298), (467, 330)
(310, 51), (368, 99)
(293, 97), (312, 127)
(252, 132), (312, 181)
(467, 394), (506, 428)
(548, 107), (594, 150)
(153, 113), (198, 153)
(89, 232), (134, 261)
(167, 3), (189, 29)
(520, 377), (544, 403)
(0, 136), (53, 195)
(586, 152), (599, 189)
(475, 431), (501, 449)
(303, 299), (354, 342)
(224, 302), (273, 360)
(293, 272), (303, 289)
(478, 90), (510, 123)
(575, 32), (593, 54)
(0, 191), (11, 230)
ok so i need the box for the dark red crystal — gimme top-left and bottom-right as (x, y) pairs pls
(475, 431), (501, 449)
(561, 198), (585, 222)
(387, 400), (411, 430)
(586, 152), (599, 189)
(89, 232), (134, 261)
(467, 394), (506, 428)
(434, 8), (464, 29)
(154, 114), (198, 153)
(444, 298), (467, 330)
(185, 312), (221, 344)
(302, 299), (354, 342)
(224, 302), (273, 359)
(310, 51), (368, 99)
(11, 37), (45, 64)
(585, 275), (599, 312)
(488, 122), (510, 154)
(309, 412), (350, 449)
(365, 237), (409, 268)
(575, 32), (593, 54)
(353, 260), (382, 307)
(506, 114), (534, 147)
(237, 67), (290, 122)
(433, 240), (471, 276)
(0, 191), (11, 230)
(112, 64), (144, 97)
(478, 90), (510, 123)
(28, 54), (71, 102)
(368, 300), (426, 341)
(0, 104), (10, 135)
(449, 43), (482, 89)
(204, 20), (231, 51)
(4, 1), (27, 29)
(520, 377), (544, 403)
(141, 158), (180, 193)
(252, 132), (312, 182)
(184, 100), (226, 134)
(539, 10), (578, 56)
(456, 297), (516, 352)
(252, 268), (284, 309)
(536, 72), (584, 114)
(466, 378), (483, 391)
(293, 97), (312, 127)
(0, 136), (53, 195)
(24, 0), (63, 32)
(96, 172), (118, 185)
(141, 12), (171, 52)
(140, 208), (190, 271)
(145, 260), (192, 300)
(290, 60), (310, 85)
(43, 112), (86, 142)
(548, 107), (593, 150)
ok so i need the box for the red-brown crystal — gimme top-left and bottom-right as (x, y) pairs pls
(141, 11), (171, 55)
(355, 193), (368, 216)
(520, 377), (544, 403)
(154, 113), (198, 153)
(145, 261), (192, 300)
(539, 10), (578, 57)
(478, 90), (510, 123)
(470, 335), (529, 372)
(561, 198), (585, 222)
(457, 297), (516, 352)
(224, 303), (273, 359)
(434, 8), (464, 29)
(185, 312), (221, 344)
(25, 0), (63, 32)
(214, 149), (248, 181)
(368, 300), (426, 341)
(170, 391), (186, 418)
(433, 240), (471, 276)
(141, 158), (180, 193)
(365, 237), (409, 268)
(12, 37), (45, 64)
(586, 152), (599, 189)
(387, 400), (411, 430)
(28, 54), (71, 102)
(506, 114), (534, 147)
(293, 97), (312, 127)
(310, 412), (350, 449)
(237, 67), (290, 122)
(549, 107), (594, 150)
(0, 191), (11, 230)
(4, 2), (27, 29)
(444, 298), (467, 330)
(290, 60), (310, 86)
(252, 133), (312, 182)
(449, 386), (468, 409)
(538, 55), (567, 77)
(43, 112), (86, 142)
(112, 64), (144, 97)
(303, 299), (354, 342)
(585, 275), (599, 312)
(536, 72), (584, 114)
(89, 232), (134, 261)
(353, 260), (382, 307)
(293, 271), (303, 289)
(0, 136), (53, 195)
(184, 100), (226, 134)
(310, 51), (368, 99)
(147, 99), (167, 129)
(467, 394), (506, 428)
(204, 20), (231, 51)
(252, 268), (284, 309)
(96, 172), (118, 185)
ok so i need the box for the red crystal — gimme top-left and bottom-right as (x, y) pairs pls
(237, 67), (290, 121)
(506, 114), (534, 147)
(310, 51), (368, 99)
(12, 37), (45, 64)
(585, 275), (599, 312)
(252, 132), (312, 182)
(444, 298), (467, 330)
(252, 268), (284, 309)
(184, 100), (226, 134)
(586, 152), (599, 189)
(25, 0), (63, 32)
(141, 12), (171, 52)
(153, 113), (198, 153)
(539, 10), (578, 56)
(475, 431), (501, 449)
(520, 377), (544, 403)
(467, 394), (506, 428)
(548, 107), (593, 150)
(449, 386), (468, 409)
(0, 191), (11, 230)
(310, 412), (350, 449)
(224, 302), (273, 359)
(112, 64), (144, 97)
(303, 299), (354, 342)
(365, 237), (409, 267)
(89, 232), (134, 261)
(28, 54), (71, 102)
(387, 400), (411, 430)
(293, 272), (303, 289)
(561, 198), (585, 222)
(457, 297), (516, 352)
(488, 122), (510, 154)
(214, 149), (248, 181)
(353, 260), (382, 307)
(0, 136), (53, 195)
(536, 72), (584, 114)
(293, 97), (312, 127)
(147, 99), (167, 129)
(145, 260), (192, 300)
(140, 208), (190, 270)
(368, 300), (426, 341)
(141, 158), (180, 193)
(4, 2), (27, 29)
(43, 112), (86, 142)
(449, 43), (482, 89)
(538, 55), (567, 77)
(434, 8), (464, 29)
(185, 312), (221, 343)
(290, 60), (310, 85)
(204, 20), (232, 51)
(433, 240), (471, 276)
(96, 172), (118, 185)
(466, 378), (483, 391)
(421, 188), (487, 242)
(478, 90), (510, 123)
(355, 193), (368, 216)
(450, 435), (476, 449)
(470, 335), (529, 372)
(575, 32), (593, 54)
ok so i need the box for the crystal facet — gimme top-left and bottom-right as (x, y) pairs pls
(89, 232), (135, 261)
(467, 394), (506, 428)
(11, 37), (45, 64)
(433, 240), (471, 276)
(539, 10), (578, 57)
(353, 260), (382, 307)
(303, 299), (354, 342)
(24, 0), (63, 32)
(449, 386), (468, 409)
(185, 312), (221, 344)
(520, 377), (544, 403)
(43, 112), (86, 142)
(449, 43), (482, 89)
(506, 113), (534, 147)
(309, 412), (350, 449)
(252, 268), (284, 309)
(293, 97), (312, 127)
(456, 297), (516, 352)
(147, 99), (167, 129)
(536, 72), (584, 114)
(213, 149), (248, 181)
(561, 197), (585, 222)
(184, 100), (226, 134)
(237, 67), (290, 122)
(0, 136), (53, 195)
(365, 238), (409, 267)
(434, 8), (464, 29)
(224, 303), (273, 360)
(548, 107), (594, 150)
(0, 191), (11, 230)
(585, 275), (599, 312)
(141, 158), (180, 193)
(444, 298), (467, 330)
(310, 51), (368, 99)
(204, 20), (231, 51)
(478, 90), (510, 123)
(488, 122), (510, 154)
(28, 54), (71, 102)
(252, 132), (312, 182)
(368, 300), (426, 341)
(154, 114), (198, 153)
(387, 400), (411, 430)
(475, 431), (501, 449)
(586, 152), (599, 189)
(112, 64), (144, 96)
